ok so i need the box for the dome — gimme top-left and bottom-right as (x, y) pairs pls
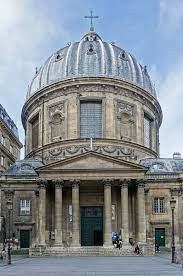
(27, 32), (156, 98)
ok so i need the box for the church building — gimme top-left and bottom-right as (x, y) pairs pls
(0, 20), (183, 256)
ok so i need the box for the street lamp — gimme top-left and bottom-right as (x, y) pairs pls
(6, 200), (13, 265)
(170, 197), (176, 263)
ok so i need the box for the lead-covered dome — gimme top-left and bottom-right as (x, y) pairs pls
(27, 32), (156, 98)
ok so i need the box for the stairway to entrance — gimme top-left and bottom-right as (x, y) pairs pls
(29, 246), (137, 257)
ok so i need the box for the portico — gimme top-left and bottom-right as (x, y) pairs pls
(36, 151), (147, 248)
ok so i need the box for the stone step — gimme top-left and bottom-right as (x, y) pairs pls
(29, 246), (137, 257)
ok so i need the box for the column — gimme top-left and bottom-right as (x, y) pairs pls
(38, 181), (46, 246)
(34, 190), (39, 245)
(55, 181), (63, 246)
(71, 181), (80, 246)
(104, 180), (112, 247)
(121, 180), (129, 243)
(137, 180), (146, 243)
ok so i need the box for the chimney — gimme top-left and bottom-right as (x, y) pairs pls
(173, 152), (181, 159)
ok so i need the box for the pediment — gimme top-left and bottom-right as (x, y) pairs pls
(37, 151), (147, 172)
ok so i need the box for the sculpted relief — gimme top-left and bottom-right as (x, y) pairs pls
(49, 102), (66, 141)
(116, 100), (136, 141)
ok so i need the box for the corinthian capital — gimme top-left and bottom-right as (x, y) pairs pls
(102, 179), (113, 187)
(39, 179), (47, 189)
(136, 179), (146, 188)
(120, 179), (130, 188)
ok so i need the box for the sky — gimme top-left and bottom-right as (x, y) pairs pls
(0, 0), (183, 158)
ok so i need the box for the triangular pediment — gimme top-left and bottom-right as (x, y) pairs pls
(37, 151), (147, 172)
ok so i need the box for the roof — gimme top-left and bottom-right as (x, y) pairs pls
(140, 158), (183, 173)
(27, 31), (156, 99)
(4, 159), (44, 177)
(0, 104), (19, 139)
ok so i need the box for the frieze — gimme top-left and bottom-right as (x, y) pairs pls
(45, 144), (136, 161)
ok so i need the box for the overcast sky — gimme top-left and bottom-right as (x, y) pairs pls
(0, 0), (183, 158)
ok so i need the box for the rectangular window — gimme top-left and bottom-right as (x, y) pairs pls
(153, 197), (165, 213)
(10, 145), (13, 154)
(20, 199), (31, 215)
(31, 115), (39, 149)
(1, 135), (5, 146)
(80, 101), (102, 138)
(0, 156), (5, 167)
(68, 205), (72, 223)
(112, 205), (116, 220)
(144, 115), (151, 148)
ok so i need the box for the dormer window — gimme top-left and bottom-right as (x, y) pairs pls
(55, 53), (64, 62)
(87, 44), (96, 55)
(119, 51), (128, 60)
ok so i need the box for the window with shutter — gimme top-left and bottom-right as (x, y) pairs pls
(80, 101), (102, 138)
(144, 115), (151, 148)
(31, 115), (39, 149)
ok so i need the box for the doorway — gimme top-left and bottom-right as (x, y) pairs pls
(155, 228), (165, 247)
(81, 207), (103, 246)
(20, 230), (30, 248)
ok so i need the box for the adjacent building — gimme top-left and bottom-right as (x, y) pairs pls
(0, 28), (183, 256)
(0, 104), (22, 174)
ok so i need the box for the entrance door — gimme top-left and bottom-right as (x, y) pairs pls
(20, 230), (30, 248)
(81, 207), (103, 246)
(155, 228), (165, 247)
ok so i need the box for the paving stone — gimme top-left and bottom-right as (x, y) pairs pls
(0, 254), (183, 276)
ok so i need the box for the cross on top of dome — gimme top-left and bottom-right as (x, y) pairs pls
(84, 10), (99, 32)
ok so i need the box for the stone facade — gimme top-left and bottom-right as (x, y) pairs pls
(0, 30), (182, 256)
(0, 104), (22, 174)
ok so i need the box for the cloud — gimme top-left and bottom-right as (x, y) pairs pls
(157, 59), (183, 157)
(0, 0), (71, 152)
(159, 0), (183, 33)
